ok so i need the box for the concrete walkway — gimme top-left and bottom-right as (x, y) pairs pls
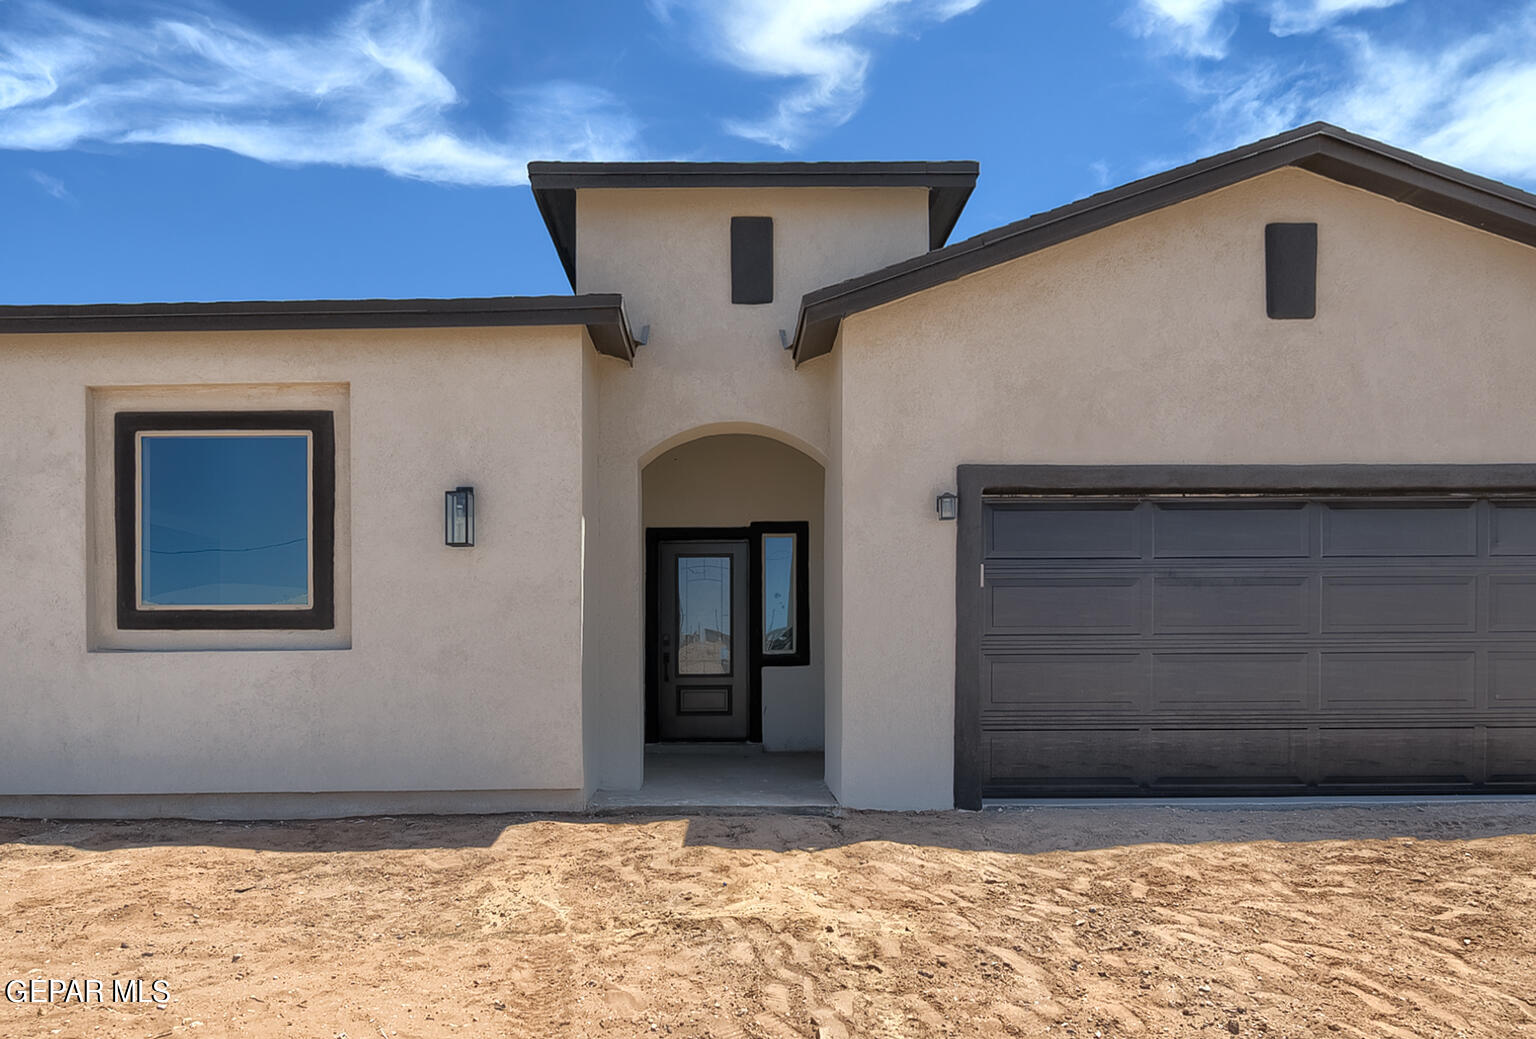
(591, 747), (836, 813)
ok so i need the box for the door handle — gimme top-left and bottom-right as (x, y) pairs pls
(662, 652), (670, 682)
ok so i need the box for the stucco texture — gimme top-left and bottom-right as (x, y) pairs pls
(0, 326), (592, 808)
(578, 185), (930, 790)
(828, 167), (1536, 808)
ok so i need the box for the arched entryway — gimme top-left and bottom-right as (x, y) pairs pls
(641, 433), (825, 749)
(592, 432), (833, 809)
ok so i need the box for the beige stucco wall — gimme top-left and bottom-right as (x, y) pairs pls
(0, 325), (593, 813)
(578, 185), (929, 788)
(829, 167), (1536, 809)
(641, 434), (826, 750)
(580, 332), (603, 799)
(822, 342), (846, 798)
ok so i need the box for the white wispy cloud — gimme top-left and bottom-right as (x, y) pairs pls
(0, 0), (641, 186)
(1129, 0), (1402, 58)
(1128, 0), (1235, 59)
(1127, 0), (1536, 185)
(1265, 0), (1404, 34)
(26, 167), (71, 201)
(653, 0), (985, 149)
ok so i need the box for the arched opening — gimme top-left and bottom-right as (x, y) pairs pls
(641, 433), (825, 751)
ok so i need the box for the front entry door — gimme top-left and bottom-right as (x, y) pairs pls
(658, 539), (751, 740)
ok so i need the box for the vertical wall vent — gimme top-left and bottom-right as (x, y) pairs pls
(1265, 222), (1317, 319)
(731, 216), (774, 304)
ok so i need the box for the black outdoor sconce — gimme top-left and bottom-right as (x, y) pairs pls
(445, 486), (475, 547)
(936, 491), (958, 521)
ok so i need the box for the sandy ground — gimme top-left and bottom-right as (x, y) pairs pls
(2, 803), (1535, 1038)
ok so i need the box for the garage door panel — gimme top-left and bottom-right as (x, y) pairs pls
(1487, 727), (1536, 783)
(987, 653), (1145, 709)
(987, 730), (1142, 786)
(1317, 727), (1477, 784)
(1320, 502), (1477, 557)
(1320, 574), (1477, 633)
(1153, 502), (1309, 558)
(1489, 576), (1536, 631)
(1490, 504), (1536, 555)
(988, 503), (1140, 559)
(1488, 652), (1536, 706)
(987, 576), (1142, 635)
(1153, 574), (1311, 633)
(1151, 652), (1310, 709)
(1319, 651), (1476, 709)
(973, 492), (1536, 798)
(1150, 728), (1308, 786)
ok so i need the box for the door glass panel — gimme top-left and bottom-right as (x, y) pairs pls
(763, 533), (797, 655)
(677, 555), (732, 674)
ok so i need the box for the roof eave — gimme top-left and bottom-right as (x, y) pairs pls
(0, 294), (639, 363)
(790, 123), (1536, 365)
(531, 185), (580, 290)
(528, 160), (980, 291)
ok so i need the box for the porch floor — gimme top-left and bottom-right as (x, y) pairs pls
(590, 746), (837, 812)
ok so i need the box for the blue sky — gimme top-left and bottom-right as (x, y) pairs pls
(2, 0), (1533, 304)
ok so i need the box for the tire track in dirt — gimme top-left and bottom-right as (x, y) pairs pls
(2, 810), (1535, 1036)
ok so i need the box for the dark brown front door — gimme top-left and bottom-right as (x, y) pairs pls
(657, 539), (751, 740)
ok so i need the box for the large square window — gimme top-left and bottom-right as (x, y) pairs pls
(114, 411), (335, 630)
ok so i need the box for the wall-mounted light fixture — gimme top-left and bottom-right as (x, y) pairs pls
(445, 486), (475, 547)
(936, 491), (958, 521)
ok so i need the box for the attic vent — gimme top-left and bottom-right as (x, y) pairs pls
(731, 216), (774, 304)
(1265, 222), (1317, 319)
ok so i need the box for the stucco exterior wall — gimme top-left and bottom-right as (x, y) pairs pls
(0, 325), (592, 814)
(581, 333), (602, 799)
(822, 342), (846, 799)
(830, 167), (1536, 809)
(641, 434), (826, 750)
(578, 186), (929, 788)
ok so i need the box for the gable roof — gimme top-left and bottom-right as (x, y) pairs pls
(0, 294), (641, 362)
(527, 160), (979, 289)
(790, 123), (1536, 364)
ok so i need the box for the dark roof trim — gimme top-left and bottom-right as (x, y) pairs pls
(961, 463), (1536, 497)
(0, 294), (640, 362)
(792, 123), (1536, 364)
(528, 160), (979, 288)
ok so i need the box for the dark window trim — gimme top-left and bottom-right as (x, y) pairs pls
(952, 462), (1536, 810)
(751, 521), (811, 668)
(114, 410), (336, 631)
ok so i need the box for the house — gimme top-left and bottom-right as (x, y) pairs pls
(3, 122), (1536, 816)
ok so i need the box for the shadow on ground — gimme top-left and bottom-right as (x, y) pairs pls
(2, 800), (1535, 855)
(680, 801), (1536, 852)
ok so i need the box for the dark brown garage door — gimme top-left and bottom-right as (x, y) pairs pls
(955, 468), (1536, 805)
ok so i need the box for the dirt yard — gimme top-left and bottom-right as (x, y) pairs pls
(2, 804), (1535, 1038)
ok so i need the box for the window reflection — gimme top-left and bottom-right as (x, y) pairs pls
(140, 433), (311, 607)
(763, 533), (796, 655)
(677, 555), (731, 674)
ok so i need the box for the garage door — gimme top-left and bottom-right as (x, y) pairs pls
(957, 479), (1536, 803)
